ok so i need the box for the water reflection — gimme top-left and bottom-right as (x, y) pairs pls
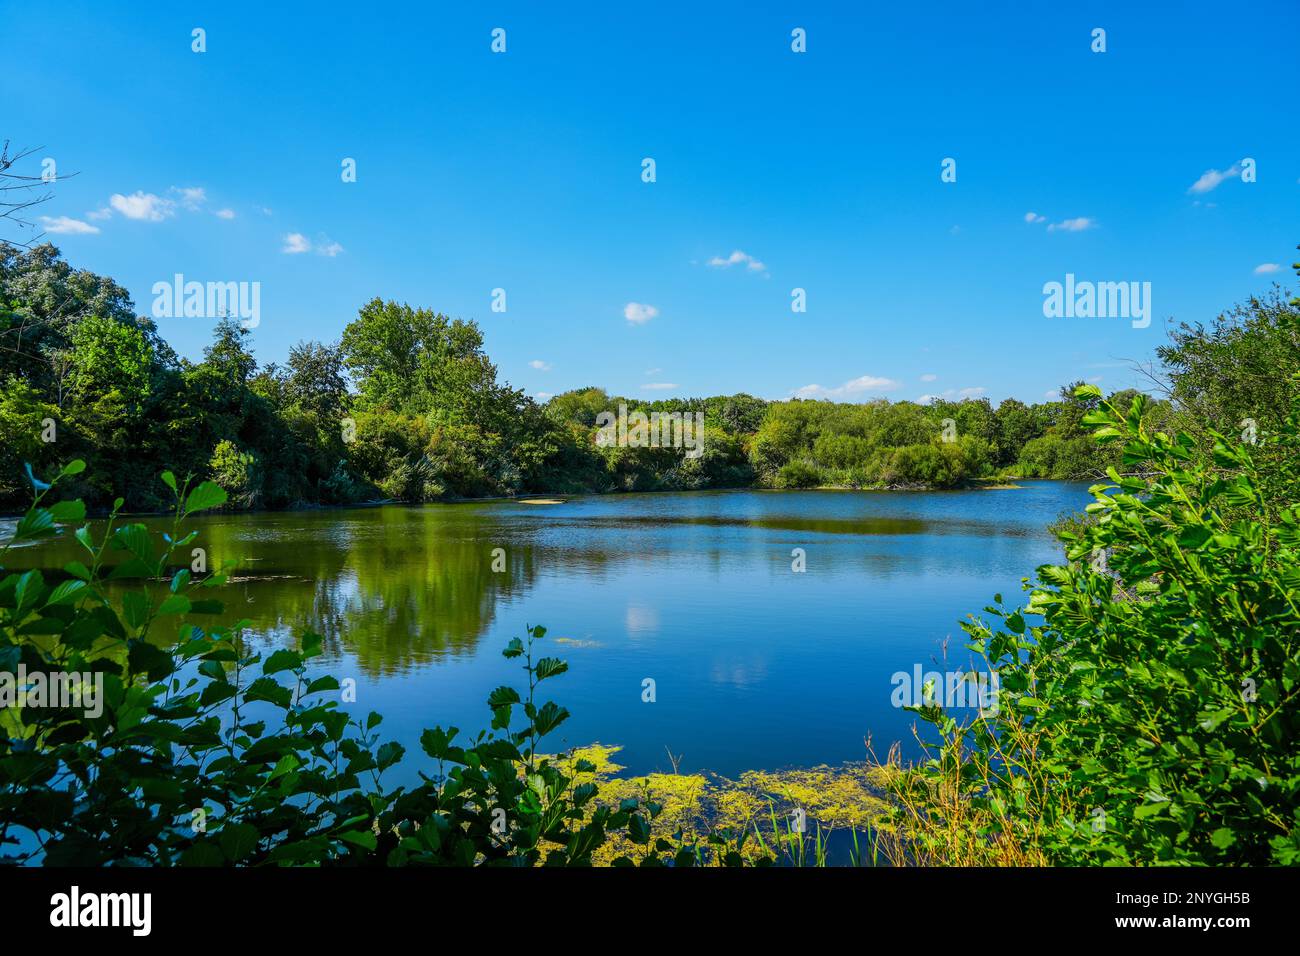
(5, 484), (1091, 776)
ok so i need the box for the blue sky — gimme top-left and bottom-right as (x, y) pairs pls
(5, 1), (1297, 406)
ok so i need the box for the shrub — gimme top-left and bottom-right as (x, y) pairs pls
(881, 383), (1300, 865)
(775, 459), (823, 489)
(208, 439), (260, 508)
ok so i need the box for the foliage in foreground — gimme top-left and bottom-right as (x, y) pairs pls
(883, 382), (1300, 865)
(0, 468), (718, 866)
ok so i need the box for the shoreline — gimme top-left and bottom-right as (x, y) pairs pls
(0, 476), (1051, 521)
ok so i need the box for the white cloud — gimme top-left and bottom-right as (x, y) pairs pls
(110, 191), (176, 221)
(793, 374), (901, 400)
(39, 215), (100, 235)
(1188, 162), (1242, 195)
(1047, 216), (1096, 233)
(282, 233), (312, 254)
(624, 302), (659, 325)
(529, 360), (552, 371)
(920, 373), (938, 382)
(215, 208), (236, 220)
(641, 383), (679, 390)
(707, 249), (767, 274)
(536, 391), (552, 400)
(958, 386), (986, 398)
(645, 367), (662, 375)
(95, 185), (214, 223)
(1045, 388), (1063, 400)
(1026, 212), (1094, 232)
(173, 186), (206, 210)
(283, 233), (342, 256)
(1254, 263), (1281, 274)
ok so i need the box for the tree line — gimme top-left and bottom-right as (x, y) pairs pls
(4, 241), (1293, 513)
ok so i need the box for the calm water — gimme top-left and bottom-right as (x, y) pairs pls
(10, 483), (1089, 781)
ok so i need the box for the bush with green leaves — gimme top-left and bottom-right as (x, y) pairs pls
(0, 467), (686, 866)
(889, 382), (1300, 864)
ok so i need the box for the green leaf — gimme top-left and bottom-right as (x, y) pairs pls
(180, 839), (225, 867)
(13, 508), (55, 541)
(262, 648), (303, 676)
(487, 685), (521, 707)
(534, 657), (569, 681)
(1210, 828), (1236, 850)
(268, 754), (301, 780)
(121, 591), (150, 629)
(420, 726), (460, 760)
(74, 526), (95, 552)
(218, 822), (261, 861)
(376, 741), (405, 771)
(306, 675), (340, 694)
(531, 701), (570, 736)
(244, 677), (293, 708)
(157, 594), (192, 616)
(128, 639), (175, 681)
(337, 830), (377, 851)
(1177, 525), (1213, 550)
(48, 500), (86, 523)
(184, 481), (228, 515)
(111, 523), (154, 563)
(45, 579), (87, 606)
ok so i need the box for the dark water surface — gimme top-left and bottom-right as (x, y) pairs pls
(11, 483), (1091, 781)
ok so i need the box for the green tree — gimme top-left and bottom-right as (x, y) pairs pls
(1159, 286), (1300, 438)
(341, 298), (493, 419)
(0, 242), (173, 396)
(993, 398), (1041, 467)
(66, 314), (155, 413)
(208, 438), (260, 507)
(282, 340), (347, 419)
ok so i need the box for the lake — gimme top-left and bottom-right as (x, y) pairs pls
(10, 482), (1090, 783)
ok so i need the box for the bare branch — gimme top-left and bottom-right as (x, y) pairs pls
(0, 140), (78, 247)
